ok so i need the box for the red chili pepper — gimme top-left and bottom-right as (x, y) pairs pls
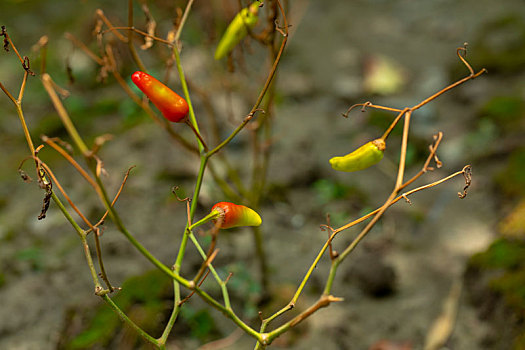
(211, 202), (262, 229)
(131, 71), (189, 123)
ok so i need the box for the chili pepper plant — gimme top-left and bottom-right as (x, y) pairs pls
(0, 1), (486, 349)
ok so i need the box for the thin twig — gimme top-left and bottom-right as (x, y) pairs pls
(96, 9), (128, 42)
(87, 166), (136, 235)
(198, 329), (244, 350)
(174, 0), (195, 43)
(41, 136), (99, 190)
(127, 0), (147, 72)
(179, 270), (211, 306)
(65, 32), (104, 65)
(101, 26), (173, 46)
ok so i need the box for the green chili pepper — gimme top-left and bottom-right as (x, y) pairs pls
(329, 138), (386, 172)
(214, 2), (260, 60)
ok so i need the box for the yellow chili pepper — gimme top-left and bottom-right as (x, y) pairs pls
(329, 138), (386, 172)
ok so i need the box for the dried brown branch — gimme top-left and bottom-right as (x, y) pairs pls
(65, 32), (104, 65)
(95, 9), (128, 42)
(87, 166), (136, 235)
(41, 136), (99, 190)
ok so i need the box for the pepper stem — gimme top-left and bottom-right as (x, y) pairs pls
(189, 210), (221, 232)
(185, 118), (208, 152)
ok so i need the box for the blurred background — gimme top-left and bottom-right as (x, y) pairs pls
(1, 0), (524, 349)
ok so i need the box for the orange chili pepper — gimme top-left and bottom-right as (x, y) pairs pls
(211, 202), (262, 229)
(131, 71), (189, 122)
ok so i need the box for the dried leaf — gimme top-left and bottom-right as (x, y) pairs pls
(363, 55), (407, 95)
(140, 4), (156, 50)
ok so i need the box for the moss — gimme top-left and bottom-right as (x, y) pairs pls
(118, 269), (171, 303)
(65, 270), (172, 349)
(470, 238), (525, 270)
(468, 238), (525, 349)
(367, 109), (403, 137)
(479, 96), (525, 132)
(313, 178), (351, 204)
(515, 332), (525, 350)
(15, 246), (44, 271)
(179, 305), (221, 342)
(500, 200), (525, 239)
(63, 269), (223, 348)
(490, 270), (525, 311)
(494, 147), (525, 197)
(68, 306), (121, 349)
(468, 16), (525, 74)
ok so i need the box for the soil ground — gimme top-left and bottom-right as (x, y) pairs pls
(1, 0), (524, 349)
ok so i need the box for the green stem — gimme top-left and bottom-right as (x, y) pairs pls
(102, 294), (160, 347)
(260, 226), (338, 334)
(15, 102), (36, 157)
(173, 156), (208, 274)
(322, 259), (340, 296)
(93, 172), (192, 287)
(188, 233), (232, 308)
(173, 44), (204, 152)
(161, 24), (210, 343)
(166, 155), (208, 340)
(207, 2), (288, 159)
(158, 287), (181, 345)
(251, 226), (269, 292)
(51, 192), (103, 291)
(93, 229), (114, 292)
(93, 177), (250, 338)
(14, 79), (106, 295)
(292, 239), (331, 303)
(206, 116), (254, 158)
(174, 0), (195, 43)
(207, 161), (243, 202)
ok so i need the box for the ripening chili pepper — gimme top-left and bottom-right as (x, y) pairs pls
(214, 1), (260, 60)
(329, 138), (386, 172)
(211, 202), (262, 229)
(131, 71), (189, 123)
